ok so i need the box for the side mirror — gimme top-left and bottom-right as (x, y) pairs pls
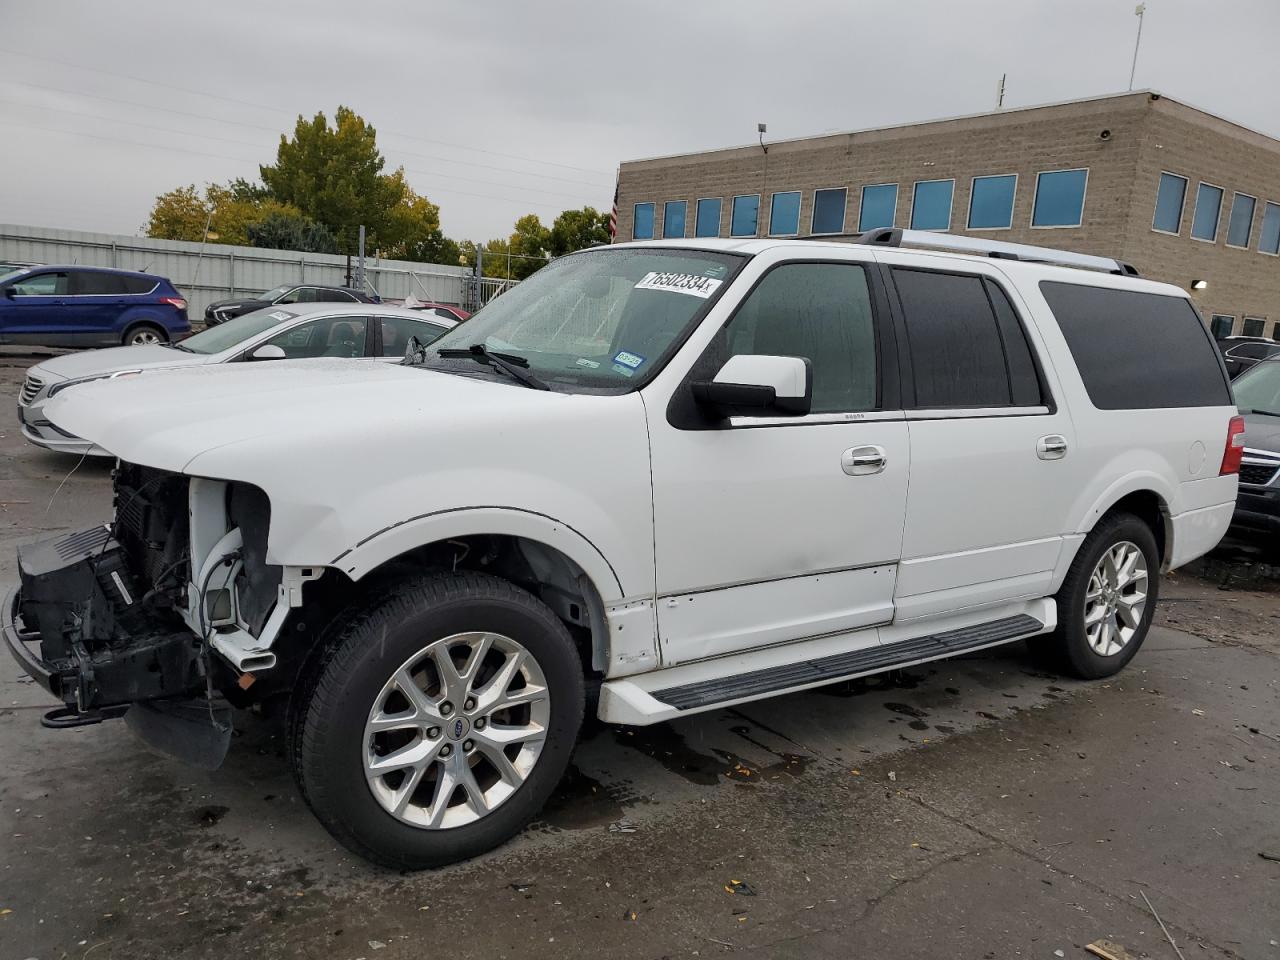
(2, 287), (14, 299)
(250, 344), (287, 361)
(691, 354), (812, 419)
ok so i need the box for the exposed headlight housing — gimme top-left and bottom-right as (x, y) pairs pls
(47, 369), (143, 397)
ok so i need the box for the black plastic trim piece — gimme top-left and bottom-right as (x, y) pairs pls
(652, 613), (1044, 711)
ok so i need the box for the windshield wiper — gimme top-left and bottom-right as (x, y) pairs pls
(165, 341), (194, 353)
(437, 344), (550, 391)
(1239, 406), (1280, 418)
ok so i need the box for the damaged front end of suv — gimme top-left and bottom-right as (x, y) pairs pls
(5, 461), (317, 768)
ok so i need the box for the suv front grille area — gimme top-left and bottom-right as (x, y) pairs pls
(14, 462), (198, 714)
(19, 375), (43, 405)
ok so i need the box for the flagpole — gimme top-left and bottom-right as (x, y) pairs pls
(1129, 3), (1146, 91)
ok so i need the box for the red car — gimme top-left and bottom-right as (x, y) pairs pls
(387, 297), (472, 322)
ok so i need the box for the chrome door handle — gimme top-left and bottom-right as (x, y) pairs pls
(1037, 434), (1068, 460)
(842, 445), (887, 476)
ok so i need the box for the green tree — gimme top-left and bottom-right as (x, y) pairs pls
(259, 106), (402, 251)
(549, 206), (610, 257)
(246, 212), (339, 253)
(145, 185), (209, 241)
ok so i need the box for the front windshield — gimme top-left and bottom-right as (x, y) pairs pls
(426, 247), (743, 389)
(258, 285), (292, 301)
(1233, 360), (1280, 416)
(0, 268), (25, 287)
(180, 307), (299, 355)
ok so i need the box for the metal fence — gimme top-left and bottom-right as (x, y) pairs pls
(0, 223), (474, 319)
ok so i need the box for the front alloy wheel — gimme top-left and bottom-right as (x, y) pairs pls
(364, 631), (550, 829)
(292, 571), (584, 870)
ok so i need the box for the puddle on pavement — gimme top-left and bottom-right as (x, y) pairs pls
(534, 764), (625, 831)
(613, 724), (725, 787)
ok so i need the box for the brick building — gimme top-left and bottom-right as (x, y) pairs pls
(615, 91), (1280, 338)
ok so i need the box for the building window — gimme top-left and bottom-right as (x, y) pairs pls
(1152, 172), (1187, 235)
(1209, 314), (1235, 338)
(769, 191), (802, 236)
(1031, 169), (1088, 227)
(1242, 317), (1266, 338)
(1226, 193), (1257, 249)
(730, 195), (760, 237)
(695, 198), (721, 238)
(1190, 183), (1224, 241)
(859, 183), (897, 232)
(811, 187), (847, 234)
(663, 200), (687, 239)
(967, 174), (1017, 230)
(1260, 202), (1280, 256)
(911, 179), (954, 231)
(633, 202), (655, 240)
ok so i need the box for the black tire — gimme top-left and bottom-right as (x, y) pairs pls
(292, 570), (584, 870)
(122, 322), (167, 346)
(1042, 511), (1160, 680)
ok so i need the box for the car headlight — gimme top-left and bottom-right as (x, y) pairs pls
(47, 369), (143, 397)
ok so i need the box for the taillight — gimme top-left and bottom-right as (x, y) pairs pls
(1220, 415), (1246, 475)
(160, 296), (187, 310)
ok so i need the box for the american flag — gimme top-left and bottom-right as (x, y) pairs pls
(608, 172), (619, 242)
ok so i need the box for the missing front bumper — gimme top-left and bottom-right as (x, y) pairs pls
(7, 527), (205, 718)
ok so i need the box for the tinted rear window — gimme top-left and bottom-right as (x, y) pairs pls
(123, 275), (158, 294)
(1039, 281), (1230, 409)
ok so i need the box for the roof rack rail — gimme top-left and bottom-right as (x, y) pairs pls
(800, 228), (1139, 277)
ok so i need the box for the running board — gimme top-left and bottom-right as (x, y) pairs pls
(597, 602), (1053, 725)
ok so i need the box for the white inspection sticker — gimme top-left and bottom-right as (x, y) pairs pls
(633, 271), (723, 299)
(267, 310), (294, 321)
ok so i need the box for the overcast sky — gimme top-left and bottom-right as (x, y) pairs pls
(2, 0), (1278, 246)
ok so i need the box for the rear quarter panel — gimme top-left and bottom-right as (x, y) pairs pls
(1013, 269), (1237, 575)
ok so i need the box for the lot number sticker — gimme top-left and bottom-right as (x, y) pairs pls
(634, 271), (723, 299)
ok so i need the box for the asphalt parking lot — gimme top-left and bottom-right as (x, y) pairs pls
(1, 347), (1277, 960)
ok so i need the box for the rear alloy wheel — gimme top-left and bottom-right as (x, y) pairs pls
(293, 571), (584, 869)
(1042, 512), (1160, 679)
(125, 324), (166, 346)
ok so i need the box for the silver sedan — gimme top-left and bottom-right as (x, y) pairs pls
(18, 302), (458, 456)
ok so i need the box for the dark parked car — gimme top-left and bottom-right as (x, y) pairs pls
(204, 284), (376, 326)
(0, 266), (190, 347)
(1219, 338), (1280, 379)
(1229, 359), (1280, 539)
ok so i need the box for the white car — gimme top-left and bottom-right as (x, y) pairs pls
(17, 303), (457, 455)
(5, 229), (1239, 869)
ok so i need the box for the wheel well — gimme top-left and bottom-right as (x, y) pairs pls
(122, 319), (167, 340)
(1102, 491), (1170, 565)
(363, 535), (609, 677)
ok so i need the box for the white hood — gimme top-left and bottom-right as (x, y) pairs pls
(32, 344), (209, 383)
(42, 359), (652, 573)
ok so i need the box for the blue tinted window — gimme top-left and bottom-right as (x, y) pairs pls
(1226, 193), (1255, 248)
(1032, 169), (1088, 227)
(1190, 183), (1223, 241)
(695, 198), (721, 237)
(769, 191), (801, 235)
(1260, 202), (1280, 255)
(731, 195), (760, 237)
(911, 180), (954, 231)
(663, 200), (687, 239)
(811, 188), (847, 234)
(1152, 173), (1187, 234)
(633, 203), (655, 240)
(859, 183), (897, 231)
(967, 175), (1017, 229)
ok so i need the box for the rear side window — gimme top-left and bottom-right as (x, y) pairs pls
(72, 271), (128, 295)
(892, 268), (1043, 408)
(122, 275), (158, 294)
(1039, 281), (1231, 409)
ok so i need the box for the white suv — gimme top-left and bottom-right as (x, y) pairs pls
(5, 229), (1241, 868)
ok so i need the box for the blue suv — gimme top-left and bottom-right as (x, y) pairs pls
(0, 266), (191, 347)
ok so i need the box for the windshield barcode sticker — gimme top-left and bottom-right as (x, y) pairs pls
(633, 272), (723, 299)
